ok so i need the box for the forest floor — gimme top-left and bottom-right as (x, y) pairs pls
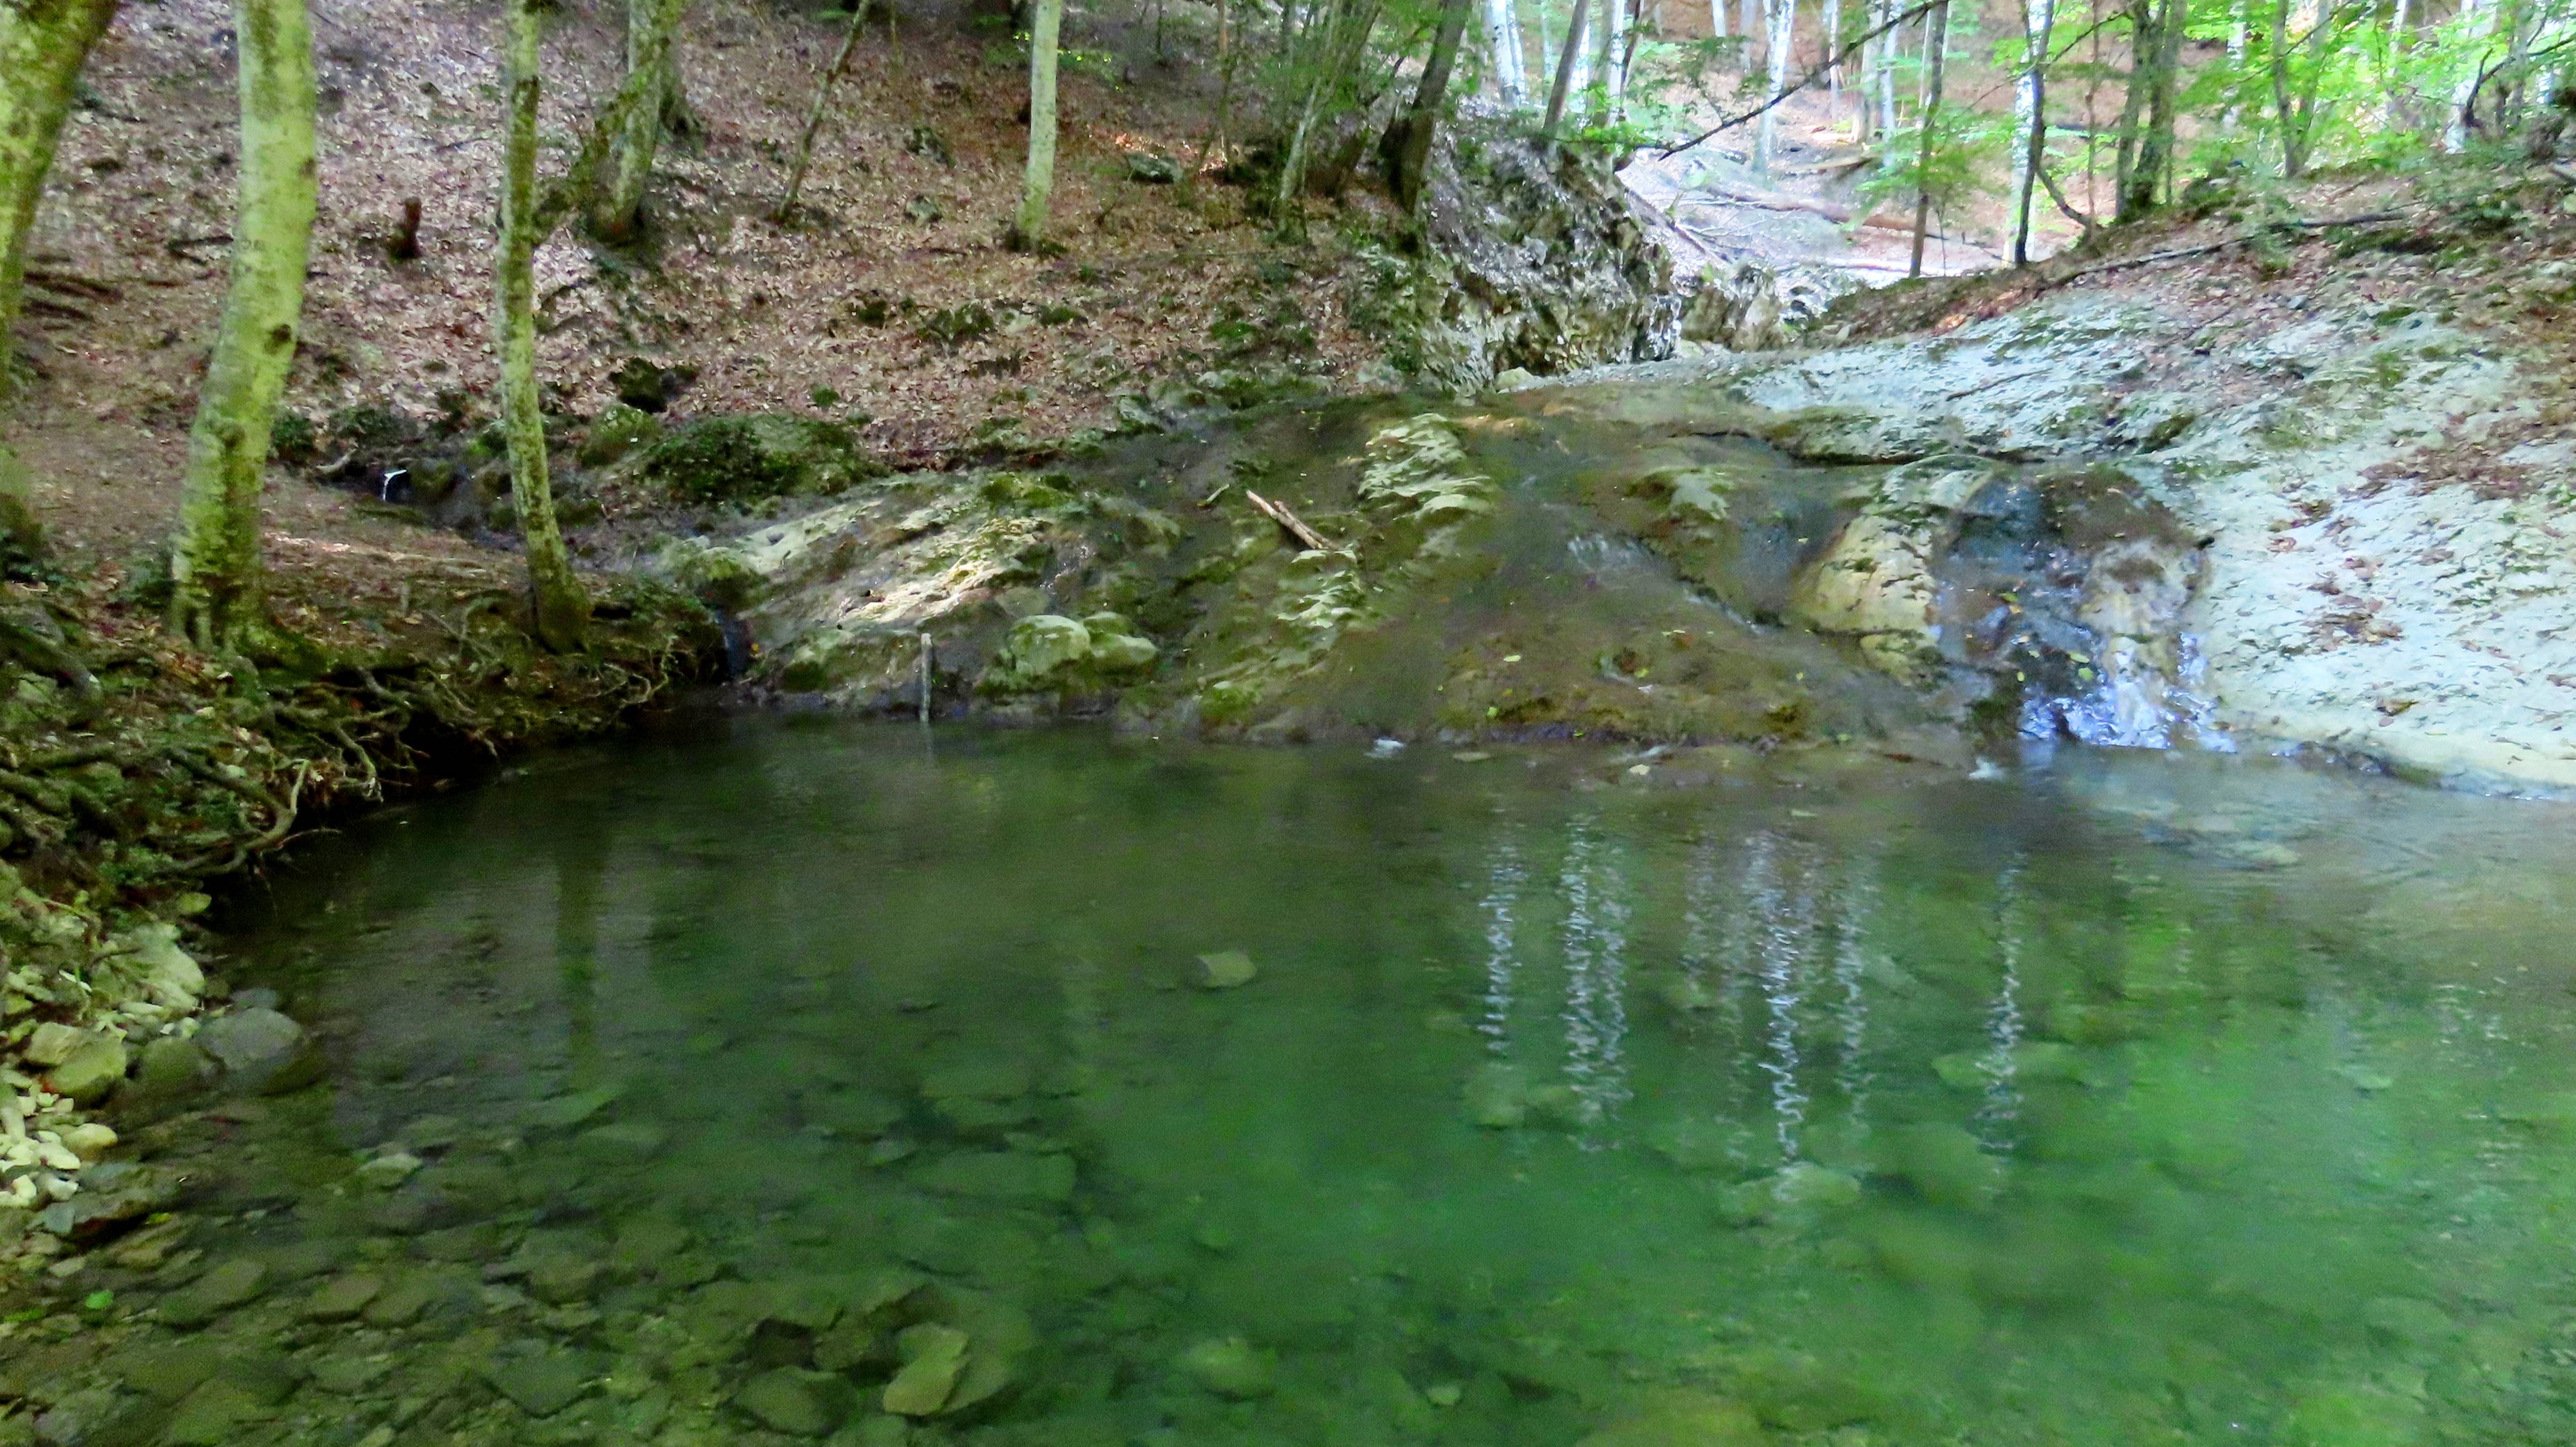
(1824, 160), (2576, 485)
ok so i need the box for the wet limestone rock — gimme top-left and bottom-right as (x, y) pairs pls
(1178, 1335), (1278, 1399)
(196, 1007), (320, 1095)
(114, 923), (204, 1011)
(738, 1367), (858, 1436)
(1577, 1391), (1767, 1447)
(21, 1021), (91, 1068)
(38, 1032), (127, 1105)
(883, 1323), (970, 1416)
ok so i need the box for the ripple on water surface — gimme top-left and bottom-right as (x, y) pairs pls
(42, 722), (2576, 1447)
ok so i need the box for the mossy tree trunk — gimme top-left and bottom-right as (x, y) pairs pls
(166, 0), (316, 651)
(1008, 0), (1064, 250)
(1908, 0), (1948, 277)
(0, 0), (120, 394)
(593, 0), (687, 243)
(1381, 0), (1474, 209)
(500, 0), (590, 651)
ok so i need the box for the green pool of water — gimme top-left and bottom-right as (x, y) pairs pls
(41, 724), (2576, 1446)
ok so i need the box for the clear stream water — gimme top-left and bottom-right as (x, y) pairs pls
(28, 722), (2576, 1446)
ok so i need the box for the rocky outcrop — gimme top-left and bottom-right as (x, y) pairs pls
(1529, 292), (2576, 791)
(1356, 137), (1682, 393)
(664, 277), (2575, 792)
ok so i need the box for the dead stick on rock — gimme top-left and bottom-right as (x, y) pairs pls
(2062, 210), (2409, 281)
(1246, 491), (1333, 553)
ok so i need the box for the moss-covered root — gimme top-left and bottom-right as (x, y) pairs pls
(165, 0), (318, 649)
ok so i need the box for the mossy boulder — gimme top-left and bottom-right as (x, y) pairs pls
(981, 612), (1159, 695)
(643, 415), (884, 504)
(578, 404), (664, 466)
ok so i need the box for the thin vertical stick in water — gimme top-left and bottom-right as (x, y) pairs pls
(917, 631), (933, 724)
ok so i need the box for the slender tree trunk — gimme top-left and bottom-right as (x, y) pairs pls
(1909, 0), (1948, 276)
(0, 0), (120, 392)
(2111, 0), (2150, 204)
(1539, 0), (1592, 143)
(2445, 0), (2486, 147)
(1011, 0), (1065, 247)
(2009, 0), (2056, 263)
(1741, 0), (1758, 52)
(1588, 0), (1623, 121)
(2270, 0), (2303, 171)
(1711, 0), (1727, 40)
(2385, 0), (2412, 130)
(166, 0), (316, 650)
(1274, 0), (1381, 222)
(1194, 0), (1242, 173)
(1383, 0), (1475, 207)
(775, 0), (870, 221)
(2139, 0), (2184, 205)
(497, 0), (589, 651)
(1486, 0), (1529, 103)
(1755, 0), (1796, 173)
(2225, 0), (2247, 128)
(1532, 0), (1556, 92)
(1568, 0), (1594, 95)
(1823, 0), (1844, 111)
(2114, 0), (2180, 221)
(593, 0), (687, 243)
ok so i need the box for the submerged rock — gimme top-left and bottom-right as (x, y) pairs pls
(1178, 1335), (1278, 1399)
(479, 1339), (600, 1417)
(1193, 950), (1258, 990)
(195, 1007), (320, 1095)
(915, 1150), (1076, 1204)
(1717, 1162), (1863, 1226)
(882, 1324), (970, 1416)
(740, 1366), (858, 1436)
(158, 1258), (270, 1328)
(1577, 1390), (1766, 1447)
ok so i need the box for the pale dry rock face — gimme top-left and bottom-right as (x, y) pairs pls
(1540, 293), (2576, 791)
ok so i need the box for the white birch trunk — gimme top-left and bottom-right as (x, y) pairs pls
(1485, 0), (1529, 102)
(1755, 0), (1796, 174)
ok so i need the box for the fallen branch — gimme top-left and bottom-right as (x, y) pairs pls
(1246, 491), (1334, 553)
(2062, 209), (2410, 280)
